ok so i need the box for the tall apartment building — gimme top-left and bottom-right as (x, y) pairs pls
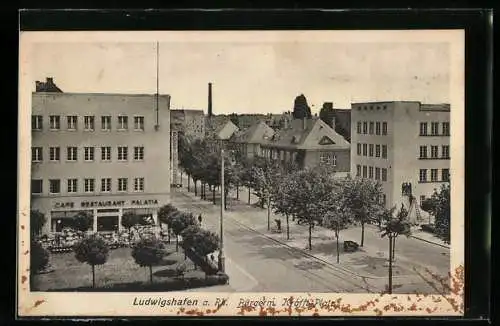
(31, 89), (171, 234)
(350, 101), (450, 224)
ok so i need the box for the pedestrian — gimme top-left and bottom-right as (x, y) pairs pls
(198, 214), (202, 224)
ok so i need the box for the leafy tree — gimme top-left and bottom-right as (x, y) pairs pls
(31, 240), (49, 274)
(131, 236), (166, 284)
(170, 212), (197, 252)
(30, 210), (46, 237)
(72, 211), (93, 233)
(337, 177), (384, 247)
(323, 200), (353, 263)
(251, 159), (283, 230)
(192, 229), (220, 268)
(180, 224), (202, 250)
(178, 133), (195, 191)
(319, 102), (335, 128)
(73, 234), (109, 288)
(158, 204), (178, 243)
(292, 94), (312, 119)
(420, 184), (450, 244)
(271, 171), (299, 240)
(379, 205), (412, 294)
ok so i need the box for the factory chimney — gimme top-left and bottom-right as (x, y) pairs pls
(208, 83), (213, 118)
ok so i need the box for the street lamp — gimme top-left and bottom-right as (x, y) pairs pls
(218, 139), (225, 273)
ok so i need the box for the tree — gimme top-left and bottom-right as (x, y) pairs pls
(73, 234), (109, 288)
(31, 240), (49, 274)
(158, 204), (178, 243)
(180, 225), (202, 250)
(131, 236), (166, 284)
(30, 210), (46, 237)
(338, 177), (384, 247)
(379, 205), (412, 294)
(420, 184), (450, 244)
(271, 171), (299, 240)
(319, 102), (335, 128)
(292, 94), (312, 119)
(72, 211), (93, 233)
(169, 212), (197, 252)
(323, 201), (353, 263)
(192, 230), (220, 266)
(121, 212), (140, 243)
(252, 159), (283, 230)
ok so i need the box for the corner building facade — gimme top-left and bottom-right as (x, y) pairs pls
(350, 101), (450, 224)
(31, 92), (171, 234)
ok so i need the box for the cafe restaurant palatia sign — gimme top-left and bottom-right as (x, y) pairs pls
(53, 199), (160, 210)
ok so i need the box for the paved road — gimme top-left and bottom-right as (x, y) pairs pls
(171, 190), (378, 293)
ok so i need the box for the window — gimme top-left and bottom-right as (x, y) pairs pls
(362, 143), (367, 156)
(32, 147), (43, 162)
(363, 122), (367, 134)
(419, 169), (427, 182)
(67, 147), (78, 161)
(49, 147), (60, 161)
(118, 146), (128, 161)
(118, 178), (128, 192)
(67, 179), (78, 193)
(49, 179), (60, 194)
(357, 122), (362, 134)
(32, 115), (43, 130)
(375, 167), (380, 180)
(31, 180), (43, 194)
(362, 166), (367, 178)
(442, 122), (450, 136)
(134, 146), (144, 161)
(118, 116), (128, 130)
(369, 122), (374, 134)
(431, 169), (438, 182)
(67, 116), (78, 130)
(101, 116), (111, 130)
(381, 194), (387, 205)
(356, 165), (361, 177)
(49, 115), (60, 130)
(375, 122), (381, 135)
(431, 122), (439, 135)
(84, 147), (95, 161)
(101, 178), (111, 192)
(442, 145), (450, 159)
(442, 169), (450, 181)
(369, 166), (374, 179)
(101, 146), (111, 161)
(369, 144), (374, 157)
(134, 177), (145, 192)
(420, 146), (428, 159)
(382, 122), (388, 135)
(381, 168), (387, 181)
(420, 195), (426, 206)
(420, 122), (428, 136)
(84, 116), (95, 131)
(375, 145), (381, 158)
(431, 146), (438, 158)
(357, 143), (361, 155)
(382, 145), (387, 159)
(84, 178), (95, 193)
(134, 116), (144, 131)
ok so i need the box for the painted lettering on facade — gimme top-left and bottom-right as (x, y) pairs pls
(52, 199), (160, 209)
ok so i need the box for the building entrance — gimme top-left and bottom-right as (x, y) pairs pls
(97, 215), (119, 232)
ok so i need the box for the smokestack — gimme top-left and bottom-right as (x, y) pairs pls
(208, 83), (213, 118)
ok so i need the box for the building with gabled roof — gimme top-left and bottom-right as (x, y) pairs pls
(205, 117), (239, 141)
(230, 121), (275, 159)
(258, 117), (351, 172)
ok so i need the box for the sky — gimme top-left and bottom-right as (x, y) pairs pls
(27, 32), (452, 115)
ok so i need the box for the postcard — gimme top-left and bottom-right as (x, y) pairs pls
(18, 30), (464, 317)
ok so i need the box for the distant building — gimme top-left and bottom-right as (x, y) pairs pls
(350, 101), (450, 224)
(170, 109), (205, 139)
(235, 114), (267, 130)
(35, 77), (63, 93)
(230, 121), (275, 159)
(31, 85), (171, 234)
(258, 118), (351, 172)
(205, 117), (239, 141)
(265, 112), (293, 130)
(320, 102), (351, 142)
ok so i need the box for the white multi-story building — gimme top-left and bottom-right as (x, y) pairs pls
(31, 88), (171, 234)
(350, 101), (450, 224)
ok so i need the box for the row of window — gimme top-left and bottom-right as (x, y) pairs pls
(356, 121), (388, 136)
(319, 153), (337, 166)
(32, 115), (145, 132)
(356, 104), (388, 111)
(356, 143), (388, 159)
(32, 146), (145, 162)
(420, 122), (450, 136)
(419, 169), (450, 183)
(31, 177), (145, 195)
(356, 165), (388, 181)
(419, 145), (450, 159)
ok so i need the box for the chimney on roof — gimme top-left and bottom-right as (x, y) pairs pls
(208, 83), (213, 118)
(324, 102), (333, 110)
(46, 77), (54, 85)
